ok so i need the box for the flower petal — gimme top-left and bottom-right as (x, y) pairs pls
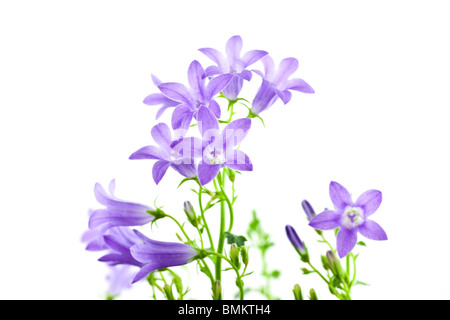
(171, 162), (197, 178)
(358, 220), (388, 241)
(129, 145), (165, 161)
(225, 150), (253, 171)
(275, 89), (292, 104)
(274, 57), (299, 84)
(237, 70), (252, 81)
(242, 50), (268, 67)
(171, 104), (194, 131)
(132, 264), (155, 283)
(329, 181), (353, 211)
(336, 228), (358, 258)
(205, 73), (233, 101)
(222, 76), (243, 101)
(285, 78), (315, 93)
(151, 123), (172, 151)
(308, 210), (341, 230)
(261, 55), (276, 80)
(158, 82), (191, 103)
(198, 48), (228, 70)
(197, 163), (221, 185)
(222, 118), (251, 149)
(197, 106), (219, 138)
(89, 209), (153, 229)
(152, 160), (171, 184)
(188, 60), (206, 98)
(225, 35), (243, 65)
(205, 65), (221, 78)
(209, 100), (221, 118)
(355, 189), (382, 217)
(94, 183), (151, 212)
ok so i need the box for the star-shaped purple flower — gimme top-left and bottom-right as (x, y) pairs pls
(195, 106), (253, 185)
(129, 123), (201, 184)
(130, 230), (199, 283)
(199, 35), (268, 101)
(309, 181), (388, 258)
(251, 55), (315, 115)
(157, 60), (233, 131)
(88, 180), (154, 229)
(143, 75), (181, 120)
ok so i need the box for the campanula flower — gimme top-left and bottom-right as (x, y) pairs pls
(251, 55), (314, 114)
(88, 180), (154, 229)
(199, 35), (268, 100)
(129, 123), (201, 184)
(157, 60), (233, 131)
(195, 107), (252, 185)
(143, 75), (181, 120)
(309, 181), (388, 258)
(130, 230), (199, 283)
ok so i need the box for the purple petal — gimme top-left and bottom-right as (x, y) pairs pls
(171, 162), (197, 178)
(329, 181), (353, 211)
(89, 209), (153, 229)
(107, 265), (136, 296)
(197, 106), (219, 138)
(285, 225), (305, 253)
(209, 100), (221, 118)
(308, 210), (341, 230)
(158, 82), (191, 103)
(251, 79), (278, 114)
(129, 145), (166, 161)
(155, 104), (175, 120)
(261, 55), (276, 80)
(274, 58), (299, 84)
(94, 183), (151, 213)
(205, 65), (221, 77)
(222, 76), (244, 101)
(242, 50), (268, 67)
(225, 150), (253, 171)
(275, 89), (292, 104)
(132, 263), (155, 283)
(225, 36), (243, 64)
(205, 73), (233, 101)
(188, 60), (206, 98)
(151, 74), (162, 86)
(336, 228), (358, 258)
(355, 189), (382, 217)
(197, 163), (221, 185)
(171, 136), (203, 159)
(222, 118), (251, 148)
(151, 123), (172, 151)
(152, 160), (171, 184)
(285, 78), (315, 93)
(171, 104), (194, 131)
(358, 220), (388, 241)
(143, 93), (174, 106)
(237, 70), (252, 81)
(198, 48), (228, 71)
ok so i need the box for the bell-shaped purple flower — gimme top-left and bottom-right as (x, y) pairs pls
(130, 230), (199, 283)
(88, 180), (154, 229)
(143, 75), (181, 120)
(309, 181), (388, 258)
(195, 107), (253, 185)
(156, 60), (233, 131)
(251, 55), (315, 114)
(129, 122), (202, 184)
(199, 35), (268, 101)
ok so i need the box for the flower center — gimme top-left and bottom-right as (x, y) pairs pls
(341, 206), (365, 229)
(205, 146), (225, 165)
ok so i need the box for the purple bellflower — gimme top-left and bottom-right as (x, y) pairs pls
(157, 60), (233, 131)
(106, 264), (137, 298)
(130, 230), (199, 283)
(309, 181), (388, 258)
(129, 123), (201, 184)
(251, 55), (315, 115)
(88, 180), (154, 230)
(98, 226), (144, 267)
(199, 35), (268, 101)
(195, 106), (253, 185)
(143, 75), (181, 120)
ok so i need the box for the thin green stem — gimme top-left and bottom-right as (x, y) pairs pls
(215, 174), (226, 283)
(307, 262), (329, 284)
(198, 186), (215, 252)
(165, 213), (192, 243)
(219, 178), (234, 233)
(207, 251), (244, 300)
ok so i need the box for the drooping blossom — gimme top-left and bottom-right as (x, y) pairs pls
(309, 181), (388, 258)
(157, 60), (233, 131)
(106, 264), (137, 298)
(88, 179), (154, 229)
(130, 230), (199, 283)
(251, 55), (315, 114)
(129, 123), (201, 184)
(143, 75), (181, 120)
(195, 106), (252, 185)
(199, 35), (268, 101)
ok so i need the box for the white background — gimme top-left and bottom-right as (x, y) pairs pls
(1, 0), (449, 300)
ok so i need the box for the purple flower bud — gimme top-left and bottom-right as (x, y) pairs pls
(301, 200), (316, 221)
(285, 225), (305, 254)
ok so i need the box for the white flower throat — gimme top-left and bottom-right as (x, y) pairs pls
(341, 206), (365, 229)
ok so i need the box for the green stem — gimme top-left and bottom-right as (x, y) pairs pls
(207, 251), (244, 300)
(215, 173), (226, 284)
(165, 213), (192, 243)
(219, 178), (234, 232)
(307, 262), (329, 284)
(198, 186), (215, 252)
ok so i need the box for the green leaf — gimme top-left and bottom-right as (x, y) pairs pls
(357, 241), (367, 247)
(224, 232), (247, 247)
(271, 270), (281, 278)
(355, 281), (369, 286)
(301, 268), (313, 275)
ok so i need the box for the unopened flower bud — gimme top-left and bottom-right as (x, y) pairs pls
(309, 288), (318, 300)
(172, 274), (183, 296)
(213, 281), (222, 300)
(285, 225), (309, 263)
(163, 283), (175, 300)
(240, 247), (249, 267)
(227, 168), (236, 183)
(293, 284), (303, 300)
(301, 200), (316, 221)
(230, 244), (241, 269)
(183, 201), (198, 227)
(326, 250), (344, 279)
